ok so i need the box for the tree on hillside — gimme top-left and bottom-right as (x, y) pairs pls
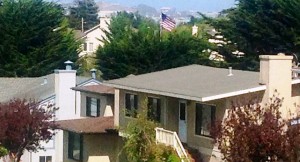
(68, 0), (99, 31)
(97, 12), (220, 80)
(0, 99), (57, 162)
(212, 95), (300, 161)
(0, 0), (79, 77)
(211, 0), (300, 57)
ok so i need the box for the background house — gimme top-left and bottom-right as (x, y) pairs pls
(76, 16), (110, 57)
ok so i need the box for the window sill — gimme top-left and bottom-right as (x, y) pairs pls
(194, 134), (214, 141)
(124, 116), (137, 120)
(68, 157), (81, 162)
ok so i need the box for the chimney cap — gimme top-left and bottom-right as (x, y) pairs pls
(64, 60), (73, 64)
(90, 68), (97, 72)
(64, 60), (73, 70)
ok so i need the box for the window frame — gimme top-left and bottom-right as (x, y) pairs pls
(125, 93), (138, 117)
(147, 97), (161, 122)
(89, 42), (93, 51)
(39, 156), (52, 162)
(83, 43), (87, 51)
(68, 132), (83, 161)
(195, 103), (216, 137)
(86, 96), (100, 117)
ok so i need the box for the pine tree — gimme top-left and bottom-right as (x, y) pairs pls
(0, 0), (79, 77)
(211, 0), (300, 56)
(68, 0), (99, 31)
(96, 12), (217, 80)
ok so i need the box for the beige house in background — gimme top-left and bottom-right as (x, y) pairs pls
(104, 54), (300, 161)
(76, 16), (110, 57)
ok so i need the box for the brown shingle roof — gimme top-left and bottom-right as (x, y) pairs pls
(72, 85), (114, 94)
(57, 116), (114, 134)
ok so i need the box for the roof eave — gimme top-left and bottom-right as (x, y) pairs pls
(104, 82), (266, 102)
(71, 87), (114, 95)
(76, 78), (102, 87)
(57, 127), (115, 134)
(201, 85), (267, 102)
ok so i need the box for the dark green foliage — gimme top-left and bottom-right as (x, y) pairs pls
(0, 0), (79, 77)
(68, 0), (99, 31)
(97, 12), (220, 80)
(211, 0), (300, 56)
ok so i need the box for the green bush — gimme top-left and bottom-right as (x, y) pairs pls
(154, 144), (181, 162)
(122, 108), (182, 162)
(0, 146), (8, 157)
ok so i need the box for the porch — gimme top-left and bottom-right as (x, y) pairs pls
(115, 89), (234, 161)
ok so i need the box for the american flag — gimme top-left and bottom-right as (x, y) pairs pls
(160, 13), (176, 32)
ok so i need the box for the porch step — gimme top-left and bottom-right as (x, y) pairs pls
(182, 144), (204, 162)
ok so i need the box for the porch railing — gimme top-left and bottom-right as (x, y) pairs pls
(155, 127), (190, 162)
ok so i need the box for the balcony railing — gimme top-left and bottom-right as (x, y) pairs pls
(155, 127), (190, 162)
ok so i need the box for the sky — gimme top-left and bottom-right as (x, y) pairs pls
(56, 0), (236, 13)
(100, 0), (236, 12)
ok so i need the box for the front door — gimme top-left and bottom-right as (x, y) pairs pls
(178, 100), (187, 143)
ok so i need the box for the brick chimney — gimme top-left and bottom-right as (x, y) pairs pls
(259, 54), (293, 117)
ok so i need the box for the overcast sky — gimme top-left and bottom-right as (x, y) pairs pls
(56, 0), (236, 12)
(100, 0), (236, 12)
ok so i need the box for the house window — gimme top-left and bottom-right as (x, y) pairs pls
(195, 103), (216, 136)
(39, 156), (52, 162)
(125, 93), (138, 117)
(68, 132), (82, 161)
(86, 97), (100, 117)
(89, 42), (93, 51)
(148, 97), (161, 122)
(83, 43), (87, 51)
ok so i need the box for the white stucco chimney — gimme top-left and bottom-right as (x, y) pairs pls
(259, 53), (293, 118)
(54, 60), (76, 120)
(99, 16), (110, 31)
(54, 60), (77, 162)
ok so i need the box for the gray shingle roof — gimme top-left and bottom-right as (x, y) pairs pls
(0, 74), (91, 103)
(105, 65), (264, 101)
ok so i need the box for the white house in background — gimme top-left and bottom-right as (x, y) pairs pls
(0, 61), (101, 162)
(77, 16), (111, 57)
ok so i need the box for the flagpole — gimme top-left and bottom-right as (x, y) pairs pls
(160, 11), (162, 41)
